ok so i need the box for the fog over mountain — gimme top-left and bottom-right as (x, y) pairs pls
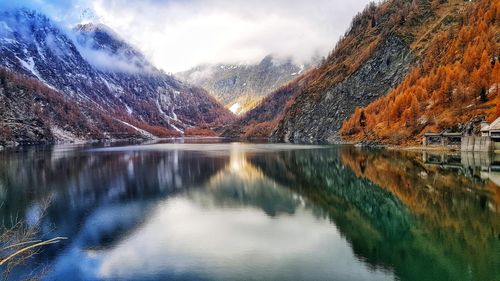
(0, 10), (233, 144)
(0, 0), (371, 72)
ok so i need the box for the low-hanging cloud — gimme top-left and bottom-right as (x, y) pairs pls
(1, 0), (372, 72)
(72, 30), (156, 74)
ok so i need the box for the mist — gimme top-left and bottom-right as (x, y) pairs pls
(0, 0), (372, 72)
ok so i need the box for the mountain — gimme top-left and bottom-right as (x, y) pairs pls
(228, 0), (497, 143)
(0, 68), (145, 145)
(0, 10), (233, 144)
(221, 76), (308, 139)
(176, 56), (316, 115)
(74, 23), (234, 129)
(340, 0), (499, 145)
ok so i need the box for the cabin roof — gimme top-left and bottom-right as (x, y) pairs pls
(488, 117), (500, 131)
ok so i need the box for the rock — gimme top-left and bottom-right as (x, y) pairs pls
(272, 36), (415, 143)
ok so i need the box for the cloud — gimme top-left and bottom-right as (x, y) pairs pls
(1, 0), (372, 72)
(72, 30), (155, 74)
(98, 197), (394, 280)
(76, 44), (148, 73)
(0, 0), (91, 23)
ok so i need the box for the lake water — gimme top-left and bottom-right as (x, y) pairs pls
(1, 140), (499, 281)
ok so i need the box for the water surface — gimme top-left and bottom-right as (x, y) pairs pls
(0, 141), (499, 281)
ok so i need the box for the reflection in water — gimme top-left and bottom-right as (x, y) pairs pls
(0, 142), (499, 281)
(338, 148), (500, 281)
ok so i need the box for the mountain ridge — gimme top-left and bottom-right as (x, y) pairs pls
(0, 10), (234, 144)
(340, 0), (499, 145)
(223, 0), (498, 144)
(176, 55), (316, 115)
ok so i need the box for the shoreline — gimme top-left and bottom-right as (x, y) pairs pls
(387, 145), (461, 152)
(0, 138), (488, 155)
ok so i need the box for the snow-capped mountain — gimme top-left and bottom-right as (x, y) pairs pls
(0, 9), (233, 142)
(177, 55), (318, 115)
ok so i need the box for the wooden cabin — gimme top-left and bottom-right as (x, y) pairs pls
(422, 132), (462, 146)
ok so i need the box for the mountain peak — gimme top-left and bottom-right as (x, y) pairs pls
(75, 22), (119, 39)
(0, 9), (233, 142)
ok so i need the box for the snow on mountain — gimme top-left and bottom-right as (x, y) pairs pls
(177, 55), (319, 115)
(0, 9), (233, 140)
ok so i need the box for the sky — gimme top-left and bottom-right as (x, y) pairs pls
(0, 0), (372, 72)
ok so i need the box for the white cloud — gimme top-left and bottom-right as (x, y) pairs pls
(1, 0), (372, 72)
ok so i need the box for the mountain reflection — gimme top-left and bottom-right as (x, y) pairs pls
(191, 146), (302, 216)
(338, 148), (500, 281)
(1, 143), (499, 281)
(250, 147), (500, 281)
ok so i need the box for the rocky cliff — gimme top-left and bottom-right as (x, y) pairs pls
(340, 0), (499, 144)
(230, 0), (475, 143)
(274, 36), (414, 142)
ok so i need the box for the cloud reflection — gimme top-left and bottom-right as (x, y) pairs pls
(98, 197), (393, 281)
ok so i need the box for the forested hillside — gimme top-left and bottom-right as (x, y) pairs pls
(227, 0), (497, 144)
(0, 68), (146, 145)
(341, 0), (500, 144)
(0, 11), (233, 144)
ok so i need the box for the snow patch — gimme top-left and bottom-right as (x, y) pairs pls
(171, 110), (178, 121)
(0, 38), (16, 44)
(156, 98), (183, 131)
(170, 123), (183, 134)
(115, 119), (157, 139)
(17, 55), (56, 90)
(156, 99), (170, 118)
(35, 42), (46, 61)
(18, 56), (37, 76)
(0, 21), (13, 32)
(124, 103), (133, 114)
(229, 103), (242, 114)
(156, 98), (186, 134)
(101, 76), (123, 95)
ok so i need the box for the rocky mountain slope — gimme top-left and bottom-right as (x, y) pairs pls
(341, 0), (499, 144)
(0, 10), (233, 143)
(177, 56), (315, 115)
(227, 0), (491, 143)
(0, 68), (142, 145)
(221, 78), (305, 138)
(272, 0), (475, 143)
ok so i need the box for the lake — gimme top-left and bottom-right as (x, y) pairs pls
(1, 140), (499, 281)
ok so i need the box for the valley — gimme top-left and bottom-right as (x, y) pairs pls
(0, 0), (498, 147)
(1, 1), (499, 280)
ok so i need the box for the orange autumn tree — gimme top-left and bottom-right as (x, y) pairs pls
(341, 0), (500, 145)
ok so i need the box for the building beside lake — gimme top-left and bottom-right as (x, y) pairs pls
(481, 118), (500, 138)
(423, 151), (500, 188)
(474, 117), (500, 151)
(423, 117), (500, 152)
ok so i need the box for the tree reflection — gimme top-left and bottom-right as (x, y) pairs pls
(1, 144), (499, 281)
(251, 147), (500, 281)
